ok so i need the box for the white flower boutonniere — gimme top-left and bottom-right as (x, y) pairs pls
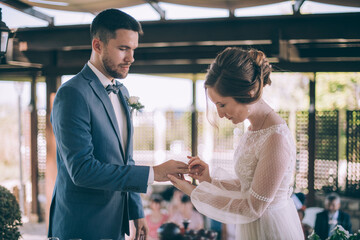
(126, 96), (144, 113)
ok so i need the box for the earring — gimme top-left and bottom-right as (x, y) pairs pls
(247, 109), (250, 113)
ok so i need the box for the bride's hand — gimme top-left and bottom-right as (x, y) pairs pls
(188, 156), (211, 183)
(168, 174), (196, 196)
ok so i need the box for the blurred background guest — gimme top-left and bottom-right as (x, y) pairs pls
(314, 192), (352, 240)
(169, 195), (204, 231)
(167, 187), (184, 219)
(221, 224), (236, 240)
(209, 218), (222, 240)
(297, 208), (313, 239)
(292, 192), (306, 211)
(145, 194), (169, 240)
(291, 192), (312, 239)
(158, 222), (184, 240)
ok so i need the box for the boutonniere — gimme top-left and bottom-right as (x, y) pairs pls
(126, 96), (144, 113)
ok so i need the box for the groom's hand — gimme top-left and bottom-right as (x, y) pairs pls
(133, 218), (148, 240)
(153, 160), (189, 182)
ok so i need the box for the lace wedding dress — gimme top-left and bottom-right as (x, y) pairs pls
(191, 124), (304, 239)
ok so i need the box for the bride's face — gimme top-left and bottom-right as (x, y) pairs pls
(207, 87), (249, 124)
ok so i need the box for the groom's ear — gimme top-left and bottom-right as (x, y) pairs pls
(92, 38), (103, 54)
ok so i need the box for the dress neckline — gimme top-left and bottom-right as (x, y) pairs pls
(247, 123), (287, 134)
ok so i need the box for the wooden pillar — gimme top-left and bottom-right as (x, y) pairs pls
(191, 74), (198, 157)
(30, 73), (41, 221)
(45, 75), (60, 228)
(307, 73), (316, 207)
(191, 75), (198, 185)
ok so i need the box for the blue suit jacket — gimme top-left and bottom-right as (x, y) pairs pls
(48, 64), (150, 240)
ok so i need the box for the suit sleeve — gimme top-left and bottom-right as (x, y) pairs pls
(128, 192), (145, 220)
(51, 85), (149, 193)
(127, 151), (146, 219)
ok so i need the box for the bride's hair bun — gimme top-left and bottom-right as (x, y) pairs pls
(205, 47), (272, 104)
(248, 49), (272, 87)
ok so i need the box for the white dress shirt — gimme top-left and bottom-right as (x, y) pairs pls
(87, 61), (154, 184)
(328, 210), (339, 237)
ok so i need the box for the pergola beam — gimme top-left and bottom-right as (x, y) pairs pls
(292, 0), (306, 15)
(13, 13), (360, 49)
(0, 0), (54, 25)
(144, 0), (166, 20)
(4, 12), (359, 75)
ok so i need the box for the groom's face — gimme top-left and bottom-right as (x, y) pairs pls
(101, 29), (139, 79)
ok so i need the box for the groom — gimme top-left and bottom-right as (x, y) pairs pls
(48, 8), (189, 240)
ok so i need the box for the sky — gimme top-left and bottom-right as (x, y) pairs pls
(0, 1), (359, 111)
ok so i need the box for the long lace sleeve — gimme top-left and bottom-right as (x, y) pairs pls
(211, 178), (241, 192)
(191, 132), (293, 224)
(210, 167), (242, 192)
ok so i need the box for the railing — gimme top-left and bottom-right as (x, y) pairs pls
(30, 109), (360, 197)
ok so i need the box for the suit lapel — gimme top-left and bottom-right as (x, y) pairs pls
(337, 211), (343, 226)
(82, 65), (125, 159)
(117, 85), (132, 163)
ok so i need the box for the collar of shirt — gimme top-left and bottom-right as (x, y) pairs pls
(328, 210), (339, 220)
(87, 61), (114, 88)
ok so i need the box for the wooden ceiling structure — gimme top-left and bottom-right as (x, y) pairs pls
(0, 0), (360, 77)
(2, 11), (360, 77)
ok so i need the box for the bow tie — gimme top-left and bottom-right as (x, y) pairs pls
(106, 84), (121, 95)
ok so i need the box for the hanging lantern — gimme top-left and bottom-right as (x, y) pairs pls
(0, 8), (11, 57)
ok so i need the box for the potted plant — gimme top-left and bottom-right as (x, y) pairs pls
(0, 185), (22, 240)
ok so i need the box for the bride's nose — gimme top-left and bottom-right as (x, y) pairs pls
(217, 109), (225, 118)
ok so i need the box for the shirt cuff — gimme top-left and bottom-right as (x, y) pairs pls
(147, 167), (154, 185)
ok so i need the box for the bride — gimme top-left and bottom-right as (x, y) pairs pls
(169, 47), (304, 239)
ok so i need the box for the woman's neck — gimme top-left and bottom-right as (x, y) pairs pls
(182, 208), (192, 219)
(247, 99), (273, 131)
(150, 210), (163, 221)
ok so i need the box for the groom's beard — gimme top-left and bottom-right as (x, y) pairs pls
(102, 56), (130, 79)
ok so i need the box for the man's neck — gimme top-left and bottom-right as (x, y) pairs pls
(328, 210), (339, 217)
(87, 61), (114, 87)
(89, 59), (113, 82)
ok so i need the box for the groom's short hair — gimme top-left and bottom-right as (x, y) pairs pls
(90, 8), (143, 44)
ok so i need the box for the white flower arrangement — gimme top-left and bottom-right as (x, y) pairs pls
(126, 96), (144, 113)
(308, 225), (360, 240)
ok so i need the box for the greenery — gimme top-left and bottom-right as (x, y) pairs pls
(0, 185), (22, 240)
(134, 125), (154, 150)
(309, 226), (360, 240)
(165, 111), (191, 151)
(316, 73), (360, 110)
